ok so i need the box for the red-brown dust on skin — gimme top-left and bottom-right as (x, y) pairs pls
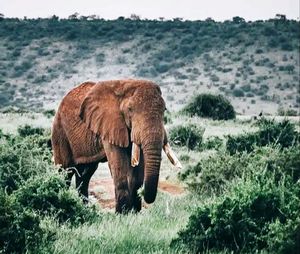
(89, 178), (185, 210)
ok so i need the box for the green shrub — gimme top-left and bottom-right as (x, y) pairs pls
(257, 118), (299, 148)
(232, 88), (245, 97)
(173, 145), (300, 253)
(0, 191), (45, 253)
(266, 217), (300, 254)
(180, 145), (300, 196)
(163, 110), (172, 124)
(201, 136), (223, 150)
(43, 109), (56, 118)
(17, 124), (45, 137)
(15, 173), (97, 224)
(172, 174), (300, 253)
(0, 135), (52, 193)
(179, 154), (190, 162)
(277, 107), (298, 116)
(183, 94), (236, 120)
(179, 150), (251, 195)
(226, 132), (258, 154)
(169, 124), (204, 150)
(0, 130), (100, 253)
(226, 118), (299, 154)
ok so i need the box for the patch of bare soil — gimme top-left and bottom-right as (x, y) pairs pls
(89, 178), (185, 210)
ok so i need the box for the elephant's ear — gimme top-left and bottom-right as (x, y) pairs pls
(79, 84), (129, 147)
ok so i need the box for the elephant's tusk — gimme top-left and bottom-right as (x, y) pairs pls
(131, 142), (140, 167)
(163, 143), (183, 170)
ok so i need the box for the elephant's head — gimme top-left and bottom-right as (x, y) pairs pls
(79, 80), (181, 203)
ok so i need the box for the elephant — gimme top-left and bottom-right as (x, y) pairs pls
(51, 79), (182, 213)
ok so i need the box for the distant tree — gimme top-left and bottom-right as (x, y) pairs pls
(89, 15), (98, 20)
(159, 17), (165, 21)
(130, 14), (140, 20)
(275, 14), (286, 21)
(205, 17), (215, 22)
(173, 17), (183, 22)
(80, 15), (88, 20)
(232, 16), (245, 23)
(68, 12), (79, 20)
(50, 15), (59, 21)
(0, 13), (4, 21)
(285, 65), (295, 74)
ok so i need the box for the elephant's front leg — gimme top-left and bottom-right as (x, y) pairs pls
(103, 142), (131, 213)
(128, 153), (144, 212)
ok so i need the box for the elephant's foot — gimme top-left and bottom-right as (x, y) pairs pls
(115, 192), (142, 213)
(132, 199), (142, 213)
(115, 189), (131, 214)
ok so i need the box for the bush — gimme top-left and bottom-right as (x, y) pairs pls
(15, 173), (96, 224)
(173, 146), (300, 253)
(277, 107), (298, 116)
(201, 136), (223, 150)
(179, 150), (252, 195)
(163, 110), (172, 124)
(17, 124), (45, 137)
(43, 109), (56, 118)
(226, 132), (258, 154)
(0, 130), (100, 253)
(169, 124), (204, 150)
(232, 88), (245, 97)
(183, 93), (236, 120)
(0, 135), (52, 193)
(172, 175), (300, 253)
(257, 118), (299, 148)
(0, 191), (45, 253)
(180, 144), (300, 194)
(226, 118), (299, 154)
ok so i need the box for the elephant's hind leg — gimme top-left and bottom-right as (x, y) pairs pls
(75, 162), (98, 203)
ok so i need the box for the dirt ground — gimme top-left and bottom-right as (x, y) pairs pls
(88, 165), (185, 210)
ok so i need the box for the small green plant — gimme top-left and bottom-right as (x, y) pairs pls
(179, 154), (190, 162)
(232, 88), (245, 97)
(277, 107), (298, 116)
(163, 110), (173, 124)
(183, 93), (236, 120)
(169, 124), (204, 150)
(17, 124), (45, 137)
(201, 136), (223, 150)
(43, 109), (56, 118)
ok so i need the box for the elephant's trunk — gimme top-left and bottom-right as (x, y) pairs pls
(142, 136), (163, 204)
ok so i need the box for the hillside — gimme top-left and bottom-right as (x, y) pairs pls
(0, 16), (299, 115)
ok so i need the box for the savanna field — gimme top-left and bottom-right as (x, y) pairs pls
(0, 15), (300, 253)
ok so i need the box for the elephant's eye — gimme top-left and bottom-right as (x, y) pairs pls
(128, 106), (133, 112)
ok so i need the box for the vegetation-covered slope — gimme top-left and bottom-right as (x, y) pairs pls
(0, 16), (299, 114)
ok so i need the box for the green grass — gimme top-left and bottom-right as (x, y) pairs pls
(46, 193), (193, 254)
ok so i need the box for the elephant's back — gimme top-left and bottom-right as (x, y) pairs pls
(59, 81), (96, 113)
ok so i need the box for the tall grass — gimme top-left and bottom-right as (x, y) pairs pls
(41, 193), (194, 254)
